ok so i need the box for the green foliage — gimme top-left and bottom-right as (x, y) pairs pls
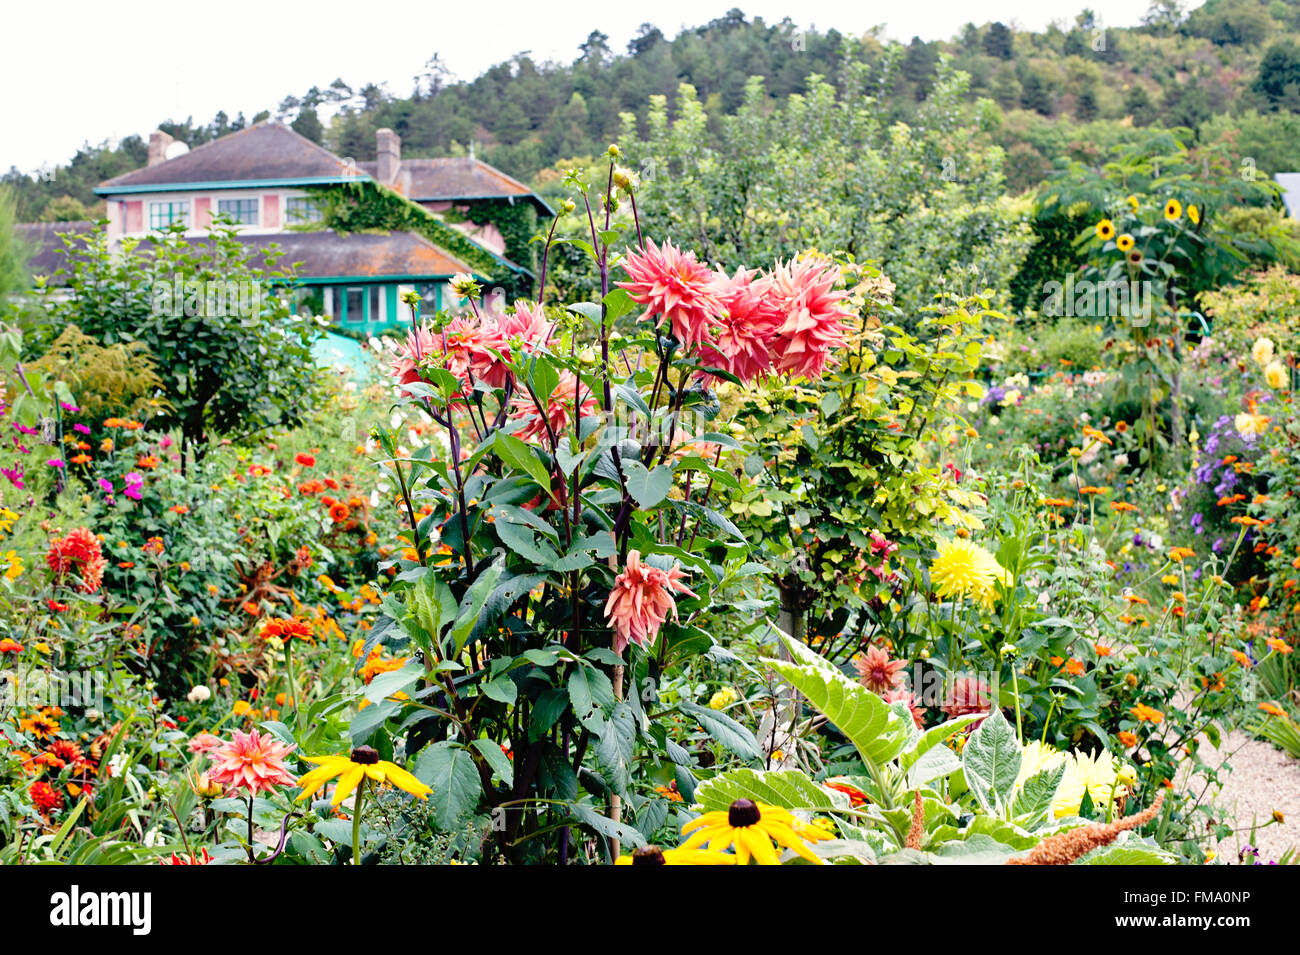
(27, 325), (165, 422)
(33, 221), (321, 453)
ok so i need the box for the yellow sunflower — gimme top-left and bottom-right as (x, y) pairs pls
(1126, 194), (1139, 211)
(296, 746), (431, 806)
(680, 799), (829, 865)
(1188, 204), (1200, 225)
(614, 845), (736, 865)
(1095, 218), (1116, 241)
(1116, 234), (1134, 252)
(1163, 198), (1182, 222)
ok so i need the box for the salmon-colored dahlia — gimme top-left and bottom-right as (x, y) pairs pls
(766, 256), (850, 380)
(207, 729), (297, 795)
(696, 267), (783, 382)
(853, 645), (907, 694)
(474, 301), (555, 388)
(509, 370), (597, 446)
(389, 317), (486, 395)
(941, 676), (993, 724)
(618, 240), (724, 349)
(604, 549), (698, 653)
(883, 688), (926, 728)
(46, 527), (107, 594)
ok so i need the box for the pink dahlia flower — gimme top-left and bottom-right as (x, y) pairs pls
(604, 549), (698, 653)
(509, 370), (597, 446)
(697, 267), (783, 383)
(853, 645), (907, 694)
(389, 317), (486, 395)
(618, 240), (724, 349)
(474, 301), (555, 389)
(207, 729), (297, 795)
(187, 732), (223, 755)
(941, 676), (994, 725)
(766, 256), (851, 380)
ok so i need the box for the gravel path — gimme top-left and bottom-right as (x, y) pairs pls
(1197, 729), (1300, 864)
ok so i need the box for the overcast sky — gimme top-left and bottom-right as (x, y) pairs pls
(4, 0), (1176, 174)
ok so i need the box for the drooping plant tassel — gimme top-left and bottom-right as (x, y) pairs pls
(905, 790), (924, 850)
(1006, 791), (1165, 865)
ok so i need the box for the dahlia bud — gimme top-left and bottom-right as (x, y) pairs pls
(612, 165), (638, 193)
(560, 199), (576, 215)
(450, 272), (481, 301)
(399, 289), (421, 307)
(191, 772), (223, 798)
(606, 144), (621, 159)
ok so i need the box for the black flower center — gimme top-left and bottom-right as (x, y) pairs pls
(350, 746), (380, 765)
(631, 846), (666, 866)
(728, 798), (761, 827)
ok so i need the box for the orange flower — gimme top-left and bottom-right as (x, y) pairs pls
(1109, 501), (1137, 513)
(1168, 547), (1195, 562)
(1117, 731), (1139, 748)
(1231, 650), (1252, 667)
(1131, 703), (1164, 724)
(136, 455), (160, 469)
(1266, 637), (1293, 655)
(1258, 702), (1287, 718)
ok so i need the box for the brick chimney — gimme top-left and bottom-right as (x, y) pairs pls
(376, 128), (401, 185)
(148, 130), (175, 167)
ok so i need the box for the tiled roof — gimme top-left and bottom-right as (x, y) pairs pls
(15, 225), (473, 284)
(230, 229), (474, 280)
(361, 156), (551, 213)
(96, 123), (367, 192)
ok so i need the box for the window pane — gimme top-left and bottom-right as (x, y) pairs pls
(345, 288), (364, 322)
(149, 201), (189, 230)
(369, 286), (381, 324)
(286, 196), (321, 224)
(216, 198), (259, 226)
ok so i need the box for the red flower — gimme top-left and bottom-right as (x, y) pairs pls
(328, 502), (351, 523)
(941, 677), (993, 724)
(261, 616), (314, 642)
(695, 267), (782, 382)
(46, 527), (107, 594)
(29, 780), (64, 815)
(603, 550), (697, 653)
(295, 452), (316, 467)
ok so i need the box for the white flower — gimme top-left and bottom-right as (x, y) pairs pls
(108, 754), (127, 778)
(186, 684), (211, 703)
(1252, 336), (1275, 367)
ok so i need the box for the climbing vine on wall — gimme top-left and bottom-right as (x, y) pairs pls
(309, 180), (534, 298)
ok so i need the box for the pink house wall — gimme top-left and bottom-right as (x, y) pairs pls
(263, 194), (280, 229)
(124, 201), (143, 233)
(194, 197), (212, 229)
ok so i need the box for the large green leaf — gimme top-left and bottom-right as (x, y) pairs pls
(694, 768), (847, 813)
(1011, 761), (1066, 830)
(961, 708), (1022, 816)
(678, 701), (763, 760)
(413, 741), (481, 830)
(762, 634), (910, 769)
(1074, 838), (1178, 865)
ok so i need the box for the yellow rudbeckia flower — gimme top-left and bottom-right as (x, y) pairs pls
(296, 746), (431, 806)
(680, 799), (829, 865)
(614, 845), (736, 865)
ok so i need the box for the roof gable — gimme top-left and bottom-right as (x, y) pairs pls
(96, 123), (366, 193)
(360, 156), (552, 214)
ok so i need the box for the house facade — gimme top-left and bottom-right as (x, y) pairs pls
(21, 122), (551, 339)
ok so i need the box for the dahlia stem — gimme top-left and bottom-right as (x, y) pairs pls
(352, 777), (368, 866)
(285, 639), (297, 722)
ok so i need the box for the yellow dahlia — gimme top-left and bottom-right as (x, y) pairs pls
(1265, 360), (1288, 390)
(1252, 336), (1275, 367)
(930, 538), (1009, 609)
